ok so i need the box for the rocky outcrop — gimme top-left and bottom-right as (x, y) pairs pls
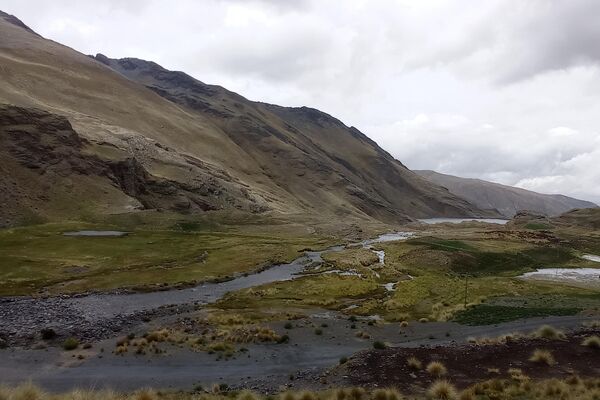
(0, 104), (267, 225)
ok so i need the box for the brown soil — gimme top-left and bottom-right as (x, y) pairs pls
(333, 329), (600, 392)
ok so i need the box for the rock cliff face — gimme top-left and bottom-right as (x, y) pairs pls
(0, 11), (490, 227)
(0, 105), (266, 226)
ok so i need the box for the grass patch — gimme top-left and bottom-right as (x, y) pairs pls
(0, 220), (334, 295)
(524, 222), (552, 230)
(453, 305), (581, 325)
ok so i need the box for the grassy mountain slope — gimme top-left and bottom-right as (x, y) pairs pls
(416, 170), (597, 218)
(0, 10), (487, 227)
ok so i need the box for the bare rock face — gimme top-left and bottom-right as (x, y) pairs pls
(0, 105), (267, 225)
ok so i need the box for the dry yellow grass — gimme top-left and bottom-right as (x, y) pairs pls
(426, 361), (448, 377)
(529, 349), (556, 366)
(533, 325), (565, 340)
(2, 379), (600, 400)
(581, 335), (600, 349)
(406, 356), (422, 370)
(427, 380), (457, 400)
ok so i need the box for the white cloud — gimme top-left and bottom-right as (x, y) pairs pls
(2, 0), (599, 203)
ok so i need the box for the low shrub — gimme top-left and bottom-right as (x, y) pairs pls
(373, 341), (386, 350)
(62, 337), (79, 351)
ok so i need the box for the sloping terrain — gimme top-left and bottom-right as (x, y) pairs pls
(0, 10), (487, 227)
(0, 104), (267, 226)
(416, 170), (597, 218)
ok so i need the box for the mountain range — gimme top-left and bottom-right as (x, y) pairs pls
(1, 11), (595, 229)
(416, 170), (597, 218)
(0, 10), (491, 228)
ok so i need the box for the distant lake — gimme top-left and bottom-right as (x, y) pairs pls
(419, 218), (510, 225)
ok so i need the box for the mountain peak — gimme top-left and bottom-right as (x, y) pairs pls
(0, 10), (41, 37)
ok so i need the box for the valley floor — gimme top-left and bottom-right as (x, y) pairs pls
(1, 210), (600, 397)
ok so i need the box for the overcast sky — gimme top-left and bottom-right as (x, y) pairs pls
(4, 0), (600, 203)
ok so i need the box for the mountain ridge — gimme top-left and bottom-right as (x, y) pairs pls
(416, 169), (597, 218)
(0, 10), (492, 227)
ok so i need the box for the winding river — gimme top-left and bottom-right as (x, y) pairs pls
(68, 232), (414, 319)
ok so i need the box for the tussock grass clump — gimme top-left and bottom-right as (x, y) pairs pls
(467, 332), (526, 346)
(355, 331), (370, 339)
(348, 387), (366, 400)
(427, 380), (457, 399)
(399, 321), (409, 328)
(406, 356), (422, 370)
(533, 325), (565, 340)
(419, 318), (428, 323)
(458, 389), (475, 400)
(371, 388), (402, 400)
(145, 329), (169, 343)
(373, 341), (386, 350)
(297, 392), (317, 400)
(62, 337), (79, 351)
(279, 392), (295, 400)
(581, 335), (600, 349)
(6, 381), (45, 400)
(507, 368), (529, 382)
(426, 361), (447, 377)
(236, 390), (259, 400)
(529, 349), (555, 365)
(209, 342), (234, 353)
(133, 389), (157, 400)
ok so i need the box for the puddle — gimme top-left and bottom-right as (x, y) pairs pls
(63, 231), (128, 237)
(322, 269), (363, 277)
(521, 268), (600, 287)
(582, 254), (600, 263)
(372, 250), (385, 264)
(419, 218), (509, 225)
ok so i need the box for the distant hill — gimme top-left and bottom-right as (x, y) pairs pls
(416, 170), (597, 218)
(0, 11), (489, 227)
